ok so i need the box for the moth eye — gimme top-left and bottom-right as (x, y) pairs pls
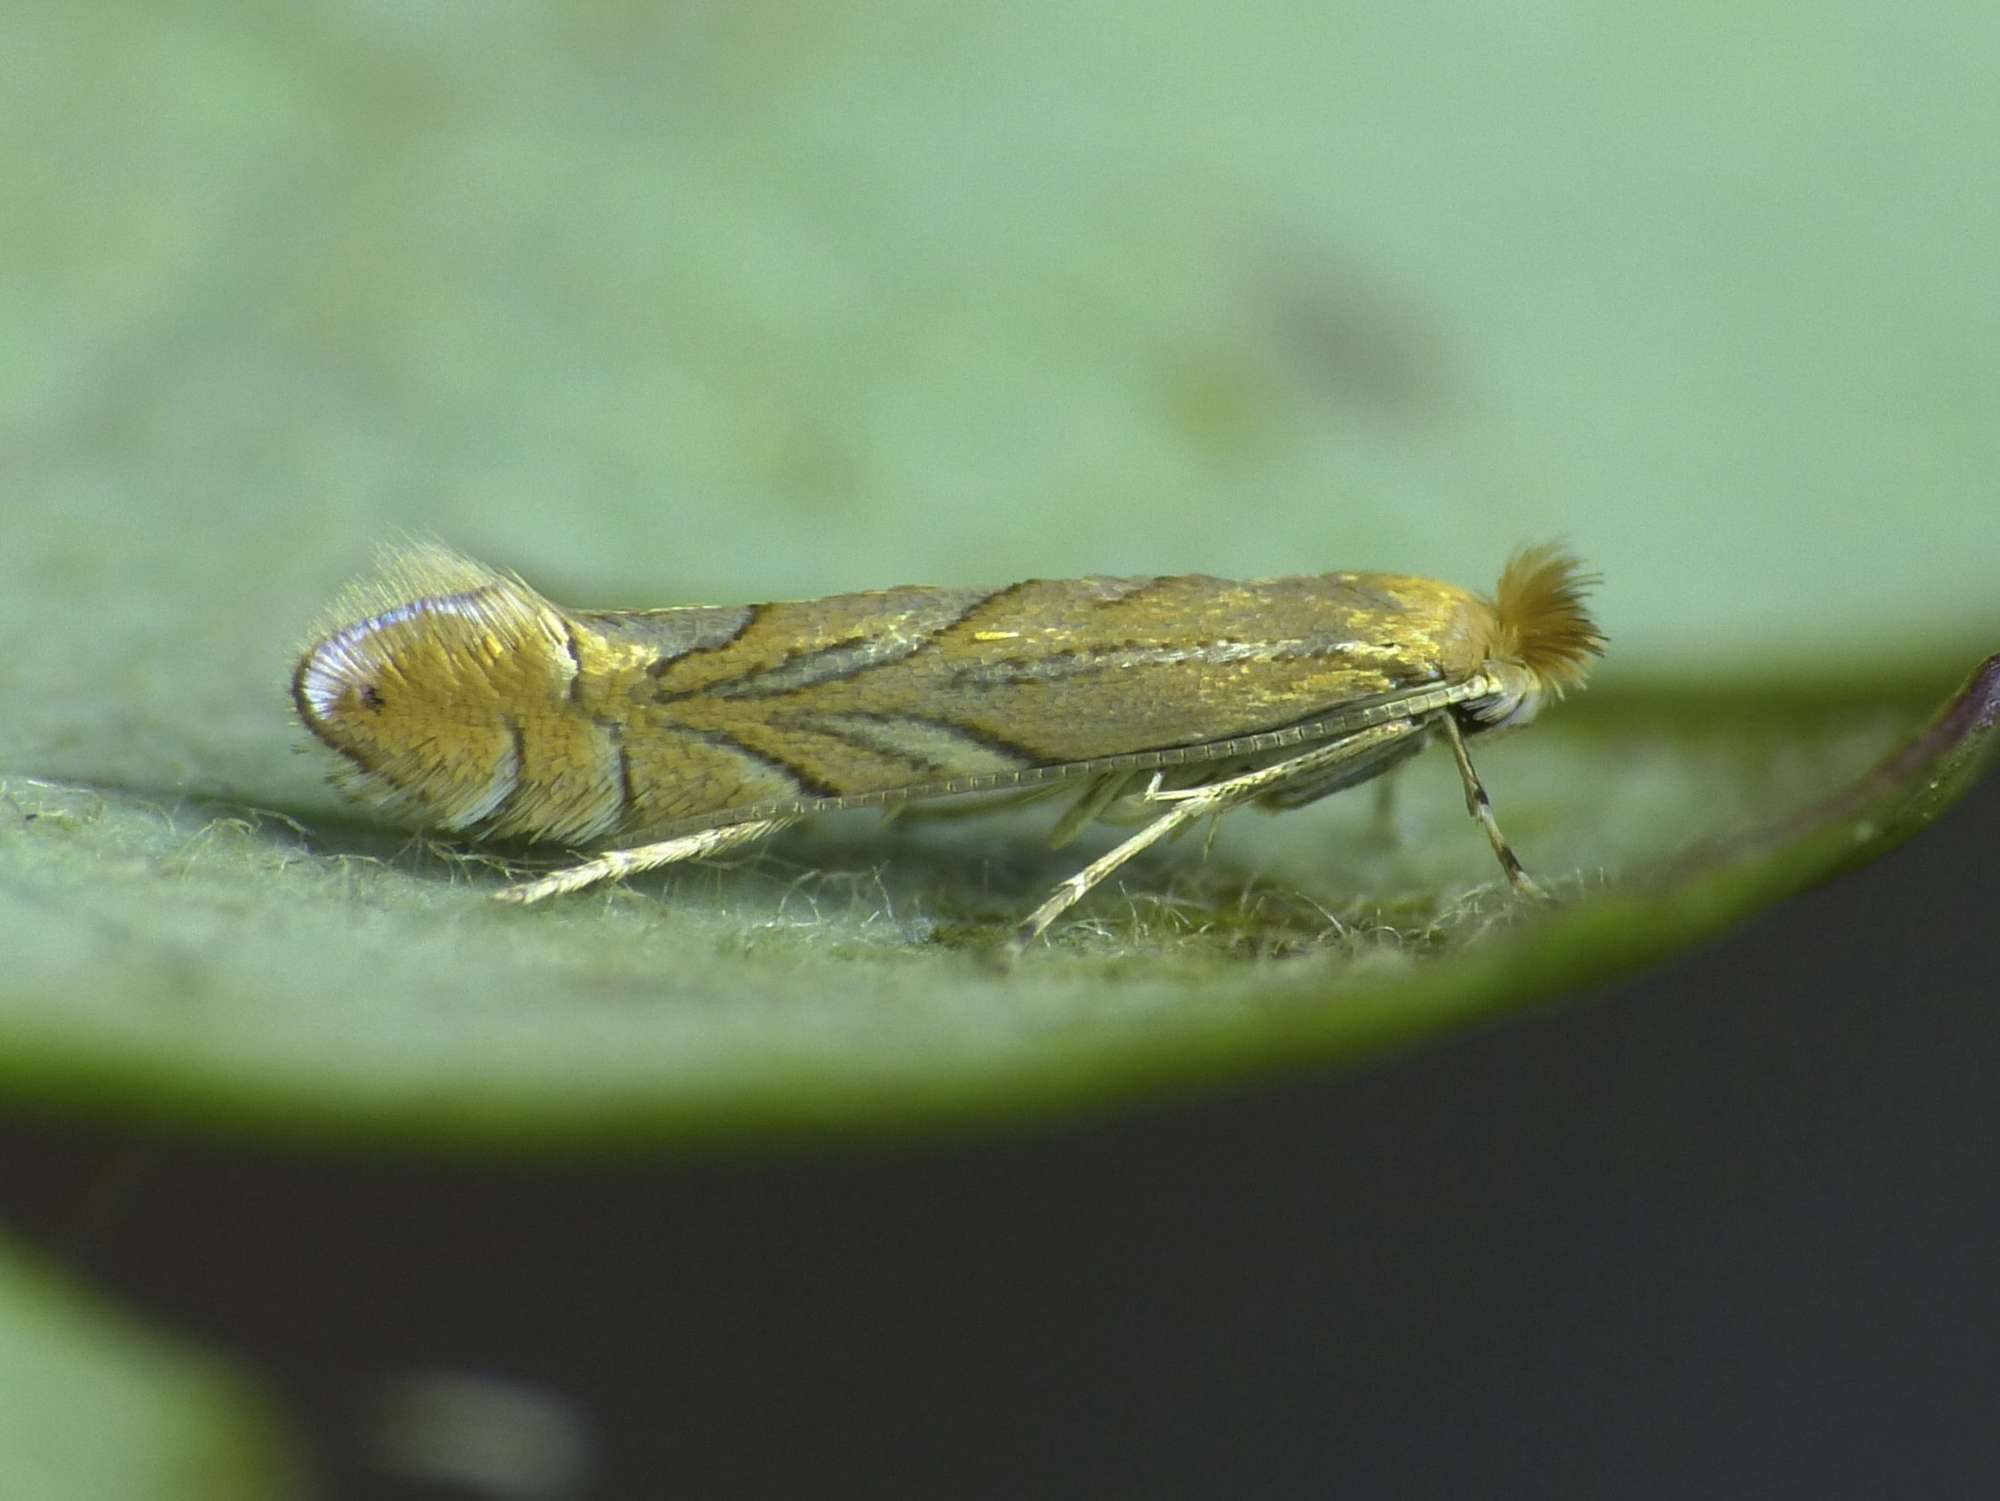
(361, 684), (386, 710)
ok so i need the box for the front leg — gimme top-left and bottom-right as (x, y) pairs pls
(495, 815), (804, 905)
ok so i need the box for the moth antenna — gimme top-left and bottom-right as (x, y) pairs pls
(1489, 545), (1605, 695)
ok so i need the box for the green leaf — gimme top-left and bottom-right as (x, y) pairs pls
(0, 665), (1991, 1154)
(0, 1235), (296, 1500)
(4, 1), (1998, 1158)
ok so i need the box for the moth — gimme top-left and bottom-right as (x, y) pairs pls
(294, 545), (1604, 953)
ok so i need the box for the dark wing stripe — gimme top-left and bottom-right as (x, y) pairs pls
(560, 618), (587, 704)
(459, 717), (531, 833)
(698, 632), (916, 700)
(811, 711), (1043, 772)
(787, 716), (944, 778)
(602, 719), (635, 823)
(947, 637), (1392, 687)
(643, 603), (767, 678)
(789, 712), (1041, 779)
(676, 728), (843, 802)
(1084, 575), (1171, 609)
(688, 582), (1033, 701)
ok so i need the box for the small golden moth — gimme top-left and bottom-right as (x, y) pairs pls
(294, 545), (1603, 952)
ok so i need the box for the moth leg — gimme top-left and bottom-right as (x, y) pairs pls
(1436, 713), (1546, 898)
(1006, 720), (1421, 955)
(1006, 790), (1219, 954)
(1140, 719), (1418, 808)
(1047, 771), (1136, 848)
(494, 815), (804, 906)
(1368, 764), (1401, 845)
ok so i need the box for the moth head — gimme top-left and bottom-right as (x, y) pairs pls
(292, 549), (577, 830)
(1463, 545), (1605, 732)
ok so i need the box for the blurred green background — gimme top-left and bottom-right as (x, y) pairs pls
(10, 2), (1996, 754)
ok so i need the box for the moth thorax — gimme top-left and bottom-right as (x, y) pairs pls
(293, 587), (576, 829)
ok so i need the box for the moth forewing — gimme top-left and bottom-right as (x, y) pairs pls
(294, 546), (1603, 944)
